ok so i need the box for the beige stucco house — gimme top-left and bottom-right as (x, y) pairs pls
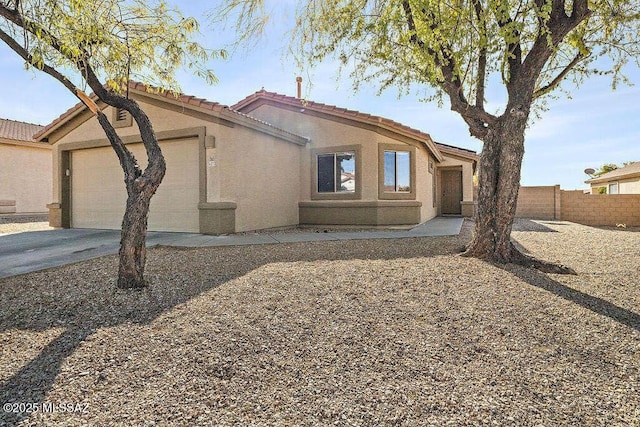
(38, 83), (477, 234)
(0, 118), (51, 214)
(232, 90), (478, 226)
(585, 162), (640, 194)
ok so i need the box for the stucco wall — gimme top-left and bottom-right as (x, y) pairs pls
(247, 105), (391, 201)
(212, 123), (301, 232)
(245, 104), (446, 223)
(49, 95), (302, 232)
(0, 142), (52, 213)
(589, 177), (640, 194)
(619, 178), (640, 194)
(416, 147), (437, 221)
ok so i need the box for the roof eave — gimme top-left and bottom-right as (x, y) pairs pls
(219, 109), (310, 146)
(235, 93), (445, 161)
(36, 84), (309, 146)
(586, 171), (640, 185)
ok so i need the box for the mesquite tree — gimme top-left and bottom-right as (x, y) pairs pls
(218, 0), (640, 272)
(0, 0), (220, 288)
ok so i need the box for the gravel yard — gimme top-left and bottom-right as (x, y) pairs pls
(0, 215), (51, 235)
(1, 219), (638, 426)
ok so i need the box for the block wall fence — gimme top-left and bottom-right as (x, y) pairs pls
(513, 185), (640, 226)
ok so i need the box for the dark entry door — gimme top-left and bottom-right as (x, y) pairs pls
(441, 170), (462, 215)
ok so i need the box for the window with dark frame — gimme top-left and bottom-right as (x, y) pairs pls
(383, 150), (411, 193)
(317, 151), (356, 193)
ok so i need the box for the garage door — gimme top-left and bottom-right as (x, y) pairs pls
(71, 138), (200, 232)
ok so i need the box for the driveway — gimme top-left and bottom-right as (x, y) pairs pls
(0, 217), (463, 279)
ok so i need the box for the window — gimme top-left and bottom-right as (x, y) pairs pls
(384, 150), (411, 192)
(317, 151), (356, 193)
(609, 182), (619, 195)
(378, 144), (416, 200)
(311, 146), (361, 200)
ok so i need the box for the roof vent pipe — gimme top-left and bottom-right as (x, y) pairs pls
(296, 76), (302, 99)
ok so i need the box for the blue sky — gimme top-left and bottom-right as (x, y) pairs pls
(0, 1), (638, 191)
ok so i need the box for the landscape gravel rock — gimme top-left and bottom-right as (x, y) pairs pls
(0, 219), (638, 426)
(0, 215), (50, 235)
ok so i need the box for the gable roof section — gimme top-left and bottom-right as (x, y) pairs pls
(34, 82), (309, 146)
(0, 118), (50, 150)
(0, 118), (44, 142)
(233, 90), (478, 163)
(585, 161), (640, 184)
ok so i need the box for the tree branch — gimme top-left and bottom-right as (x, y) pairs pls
(0, 26), (76, 93)
(471, 0), (487, 109)
(0, 3), (164, 185)
(494, 4), (522, 91)
(518, 0), (591, 100)
(0, 23), (141, 182)
(533, 51), (587, 98)
(401, 1), (497, 138)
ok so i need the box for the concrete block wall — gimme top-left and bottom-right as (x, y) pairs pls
(515, 185), (640, 226)
(560, 190), (640, 227)
(516, 185), (560, 220)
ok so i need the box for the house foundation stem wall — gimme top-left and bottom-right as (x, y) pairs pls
(299, 200), (422, 225)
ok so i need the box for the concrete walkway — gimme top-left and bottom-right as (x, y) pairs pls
(0, 217), (463, 279)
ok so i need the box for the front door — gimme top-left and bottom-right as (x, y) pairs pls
(441, 169), (462, 215)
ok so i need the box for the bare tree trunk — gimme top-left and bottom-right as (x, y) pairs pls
(117, 192), (152, 288)
(464, 115), (524, 261)
(463, 114), (575, 274)
(96, 104), (165, 289)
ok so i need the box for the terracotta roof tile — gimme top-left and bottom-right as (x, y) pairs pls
(433, 141), (479, 160)
(0, 118), (44, 142)
(34, 81), (282, 141)
(232, 90), (435, 141)
(232, 90), (479, 162)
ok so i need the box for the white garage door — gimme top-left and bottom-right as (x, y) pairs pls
(71, 138), (200, 232)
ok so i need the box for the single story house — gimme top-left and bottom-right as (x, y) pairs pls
(38, 82), (477, 234)
(0, 118), (51, 214)
(585, 161), (640, 194)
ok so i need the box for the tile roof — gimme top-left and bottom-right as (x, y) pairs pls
(232, 90), (478, 162)
(0, 118), (44, 142)
(586, 161), (640, 184)
(433, 140), (479, 161)
(34, 81), (228, 141)
(34, 81), (308, 145)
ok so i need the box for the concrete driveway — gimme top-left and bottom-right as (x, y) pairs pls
(0, 229), (200, 279)
(0, 217), (463, 279)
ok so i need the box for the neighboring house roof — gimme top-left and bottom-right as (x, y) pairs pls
(34, 82), (309, 146)
(0, 118), (44, 142)
(233, 90), (478, 163)
(585, 161), (640, 185)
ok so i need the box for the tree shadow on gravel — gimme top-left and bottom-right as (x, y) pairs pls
(0, 226), (472, 426)
(497, 264), (640, 333)
(511, 219), (559, 233)
(0, 328), (92, 426)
